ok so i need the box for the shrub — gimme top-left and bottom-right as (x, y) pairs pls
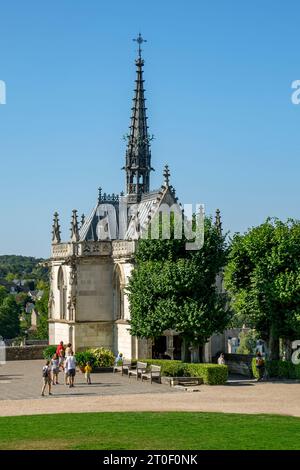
(43, 345), (57, 360)
(89, 348), (115, 368)
(139, 359), (228, 384)
(252, 358), (300, 379)
(185, 363), (228, 385)
(140, 359), (186, 377)
(75, 350), (96, 369)
(251, 358), (260, 379)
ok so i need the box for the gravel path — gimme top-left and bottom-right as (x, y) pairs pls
(1, 360), (300, 417)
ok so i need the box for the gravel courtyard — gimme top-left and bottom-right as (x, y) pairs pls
(0, 360), (299, 417)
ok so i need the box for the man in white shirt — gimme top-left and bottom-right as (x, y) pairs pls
(218, 353), (225, 365)
(65, 353), (77, 388)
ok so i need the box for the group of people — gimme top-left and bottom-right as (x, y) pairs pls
(41, 341), (92, 397)
(41, 346), (267, 396)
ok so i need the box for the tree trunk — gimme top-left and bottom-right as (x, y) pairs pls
(268, 328), (280, 360)
(282, 338), (292, 361)
(189, 344), (200, 363)
(181, 338), (190, 362)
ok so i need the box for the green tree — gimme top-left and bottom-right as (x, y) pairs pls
(5, 273), (16, 282)
(127, 217), (230, 361)
(0, 286), (8, 304)
(34, 287), (49, 339)
(0, 255), (48, 284)
(0, 296), (20, 339)
(15, 292), (30, 309)
(236, 330), (258, 355)
(225, 218), (300, 360)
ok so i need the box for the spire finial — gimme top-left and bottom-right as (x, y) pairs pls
(215, 208), (222, 235)
(133, 33), (147, 58)
(80, 213), (85, 228)
(163, 164), (170, 186)
(70, 209), (80, 242)
(52, 211), (61, 244)
(98, 187), (102, 203)
(124, 34), (153, 202)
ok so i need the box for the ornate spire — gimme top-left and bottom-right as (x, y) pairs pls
(52, 212), (61, 244)
(98, 187), (102, 204)
(124, 34), (153, 203)
(70, 210), (80, 242)
(215, 209), (222, 235)
(163, 164), (170, 186)
(80, 213), (85, 228)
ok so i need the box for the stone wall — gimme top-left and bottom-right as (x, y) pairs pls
(223, 353), (254, 377)
(5, 345), (45, 361)
(75, 321), (113, 351)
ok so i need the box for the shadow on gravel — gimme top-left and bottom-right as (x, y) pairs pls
(225, 382), (255, 387)
(0, 374), (23, 380)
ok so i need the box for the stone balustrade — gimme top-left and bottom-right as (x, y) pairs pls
(112, 240), (137, 258)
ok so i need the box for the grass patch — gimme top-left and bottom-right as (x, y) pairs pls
(0, 412), (299, 450)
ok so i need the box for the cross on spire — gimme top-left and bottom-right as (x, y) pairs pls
(133, 33), (147, 58)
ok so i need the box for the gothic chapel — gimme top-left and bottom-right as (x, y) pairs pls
(48, 35), (222, 360)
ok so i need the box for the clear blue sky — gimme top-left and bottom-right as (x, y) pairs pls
(0, 0), (300, 258)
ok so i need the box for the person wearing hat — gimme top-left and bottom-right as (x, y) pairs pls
(115, 352), (123, 366)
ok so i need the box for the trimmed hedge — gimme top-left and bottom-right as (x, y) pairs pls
(185, 363), (228, 385)
(141, 359), (186, 377)
(251, 358), (300, 380)
(139, 359), (228, 385)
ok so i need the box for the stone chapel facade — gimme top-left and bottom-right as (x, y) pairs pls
(48, 35), (223, 360)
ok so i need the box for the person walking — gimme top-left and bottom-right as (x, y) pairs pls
(84, 361), (92, 385)
(41, 360), (52, 396)
(64, 356), (69, 386)
(65, 351), (77, 388)
(51, 354), (60, 385)
(56, 341), (65, 370)
(255, 351), (265, 381)
(65, 343), (72, 357)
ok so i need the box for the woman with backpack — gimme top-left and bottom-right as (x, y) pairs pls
(41, 360), (52, 396)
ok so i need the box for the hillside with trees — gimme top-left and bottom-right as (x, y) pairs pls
(0, 255), (48, 284)
(0, 256), (49, 341)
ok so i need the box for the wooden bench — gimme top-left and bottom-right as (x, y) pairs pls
(113, 358), (132, 376)
(141, 365), (161, 384)
(128, 361), (147, 380)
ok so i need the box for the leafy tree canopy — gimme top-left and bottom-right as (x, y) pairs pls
(0, 294), (20, 339)
(0, 255), (48, 282)
(127, 217), (230, 348)
(224, 218), (300, 359)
